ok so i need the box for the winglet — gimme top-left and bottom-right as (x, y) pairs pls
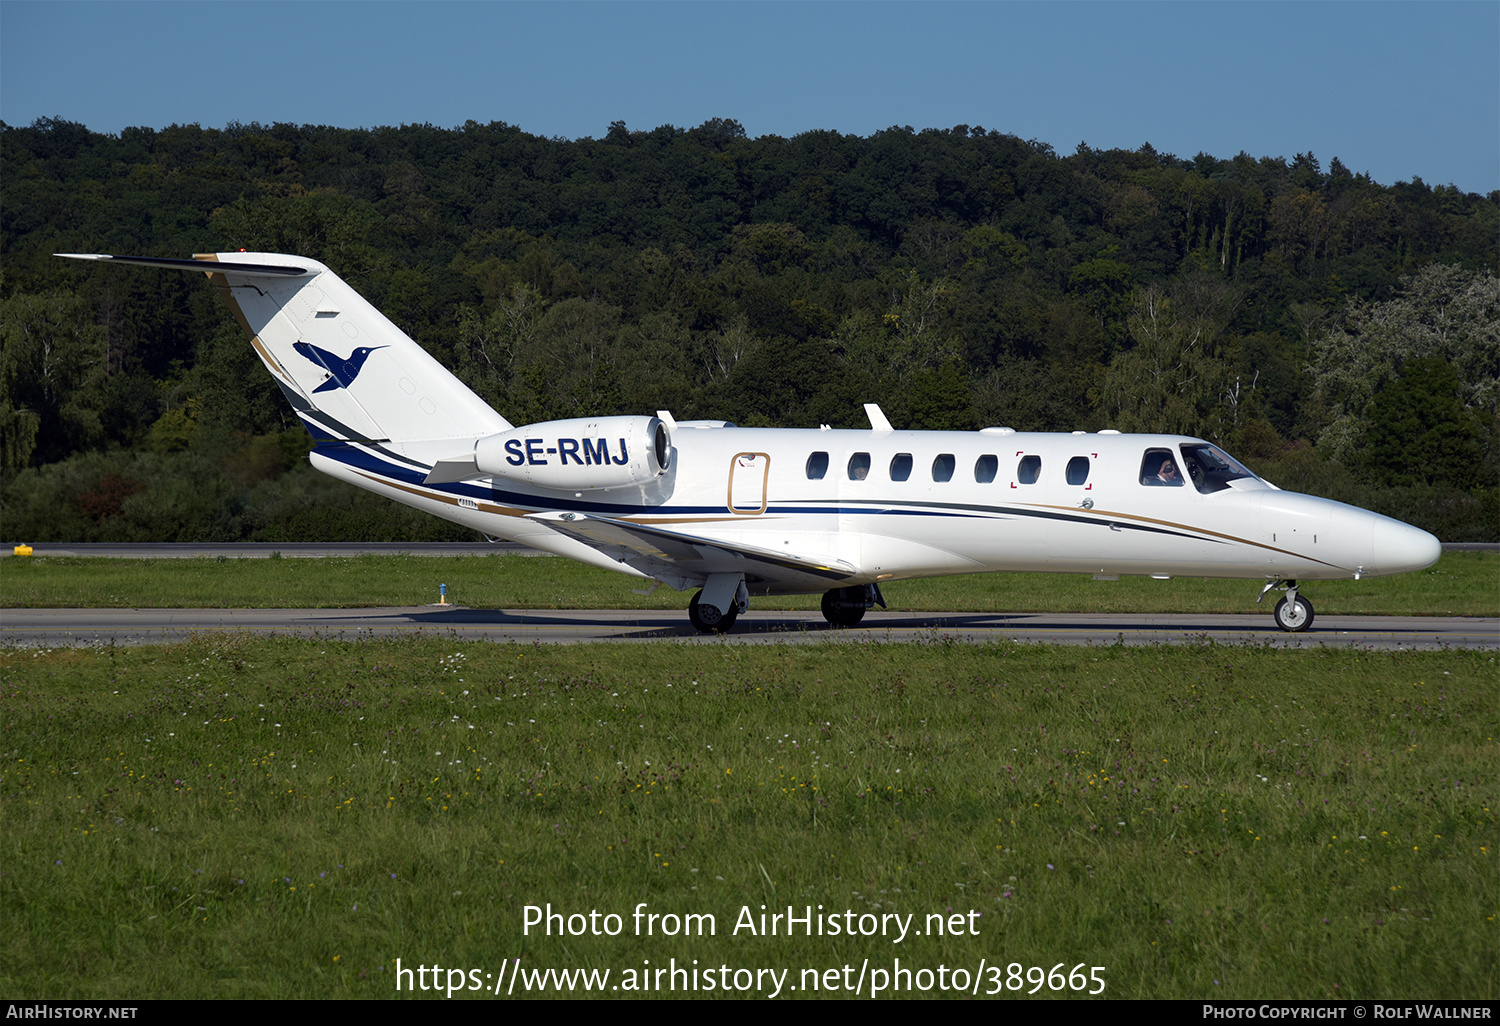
(864, 403), (893, 432)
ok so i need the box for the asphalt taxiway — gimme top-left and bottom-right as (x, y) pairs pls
(9, 542), (542, 557)
(2, 607), (1493, 649)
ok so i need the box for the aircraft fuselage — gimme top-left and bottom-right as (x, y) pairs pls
(311, 424), (1440, 593)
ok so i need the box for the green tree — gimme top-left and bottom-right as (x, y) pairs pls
(1067, 255), (1135, 343)
(904, 359), (976, 430)
(877, 270), (962, 379)
(453, 282), (546, 408)
(0, 289), (107, 466)
(960, 225), (1026, 276)
(1095, 278), (1240, 440)
(702, 313), (761, 381)
(515, 298), (624, 416)
(971, 357), (1079, 432)
(1312, 264), (1499, 463)
(208, 194), (377, 270)
(1361, 358), (1493, 488)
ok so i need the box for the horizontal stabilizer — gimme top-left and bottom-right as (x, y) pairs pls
(528, 511), (858, 590)
(55, 253), (312, 277)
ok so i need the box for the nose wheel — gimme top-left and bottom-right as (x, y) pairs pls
(1273, 594), (1315, 632)
(1259, 579), (1314, 633)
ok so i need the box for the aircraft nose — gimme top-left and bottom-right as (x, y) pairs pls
(1369, 516), (1441, 575)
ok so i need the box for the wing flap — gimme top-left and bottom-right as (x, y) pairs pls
(527, 512), (858, 592)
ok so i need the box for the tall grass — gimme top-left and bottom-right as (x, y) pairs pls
(2, 638), (1493, 998)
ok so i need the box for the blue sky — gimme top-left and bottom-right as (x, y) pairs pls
(3, 1), (1496, 194)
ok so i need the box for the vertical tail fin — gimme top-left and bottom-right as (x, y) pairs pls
(199, 252), (512, 444)
(57, 252), (510, 446)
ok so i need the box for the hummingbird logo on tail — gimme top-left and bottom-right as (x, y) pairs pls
(293, 342), (388, 393)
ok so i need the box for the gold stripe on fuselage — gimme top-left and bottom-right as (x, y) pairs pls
(1023, 501), (1344, 570)
(353, 469), (528, 518)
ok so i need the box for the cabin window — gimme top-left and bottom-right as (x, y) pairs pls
(889, 453), (913, 481)
(806, 452), (829, 480)
(1178, 443), (1259, 494)
(847, 452), (871, 480)
(1066, 456), (1091, 486)
(1140, 448), (1184, 487)
(932, 454), (956, 482)
(974, 454), (998, 483)
(1016, 455), (1042, 484)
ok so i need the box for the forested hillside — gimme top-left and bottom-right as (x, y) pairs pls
(3, 117), (1496, 540)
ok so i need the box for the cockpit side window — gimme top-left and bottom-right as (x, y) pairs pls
(1140, 448), (1184, 487)
(1178, 443), (1259, 494)
(806, 452), (829, 480)
(1016, 455), (1041, 485)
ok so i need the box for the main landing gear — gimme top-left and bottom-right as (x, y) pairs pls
(685, 576), (886, 634)
(687, 573), (749, 633)
(820, 584), (886, 628)
(688, 589), (742, 632)
(1258, 579), (1315, 633)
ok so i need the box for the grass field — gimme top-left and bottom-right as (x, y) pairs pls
(2, 550), (1495, 617)
(2, 637), (1494, 999)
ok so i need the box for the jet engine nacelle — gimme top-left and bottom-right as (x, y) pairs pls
(473, 415), (671, 491)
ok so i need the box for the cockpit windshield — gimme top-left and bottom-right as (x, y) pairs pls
(1177, 443), (1261, 494)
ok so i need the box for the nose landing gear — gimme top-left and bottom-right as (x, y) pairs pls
(1273, 594), (1315, 632)
(1258, 579), (1315, 632)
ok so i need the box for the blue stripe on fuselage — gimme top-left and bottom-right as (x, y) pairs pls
(316, 442), (1203, 543)
(318, 442), (983, 518)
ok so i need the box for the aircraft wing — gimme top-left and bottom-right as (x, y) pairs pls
(526, 512), (859, 593)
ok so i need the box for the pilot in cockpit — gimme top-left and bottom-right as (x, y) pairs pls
(1143, 453), (1184, 486)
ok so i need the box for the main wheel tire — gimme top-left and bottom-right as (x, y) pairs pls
(820, 587), (867, 628)
(688, 590), (739, 633)
(1273, 594), (1314, 632)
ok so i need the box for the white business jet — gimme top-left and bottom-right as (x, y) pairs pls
(58, 253), (1442, 633)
